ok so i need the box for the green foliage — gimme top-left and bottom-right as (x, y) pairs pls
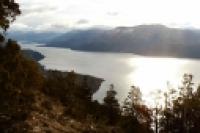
(0, 40), (44, 131)
(159, 74), (200, 133)
(121, 86), (153, 133)
(103, 84), (120, 125)
(120, 115), (151, 133)
(43, 70), (93, 119)
(0, 0), (21, 30)
(3, 42), (200, 133)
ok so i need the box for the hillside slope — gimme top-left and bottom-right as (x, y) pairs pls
(47, 25), (200, 58)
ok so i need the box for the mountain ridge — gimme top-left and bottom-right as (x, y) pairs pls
(9, 25), (200, 58)
(45, 25), (200, 58)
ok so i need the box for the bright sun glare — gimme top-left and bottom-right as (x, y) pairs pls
(128, 57), (185, 105)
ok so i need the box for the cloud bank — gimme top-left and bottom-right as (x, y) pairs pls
(11, 0), (200, 32)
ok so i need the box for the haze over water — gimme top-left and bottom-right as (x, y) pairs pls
(21, 43), (200, 106)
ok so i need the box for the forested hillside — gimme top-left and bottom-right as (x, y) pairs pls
(1, 0), (200, 133)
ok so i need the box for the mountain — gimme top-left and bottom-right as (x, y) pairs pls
(46, 25), (200, 58)
(8, 31), (62, 43)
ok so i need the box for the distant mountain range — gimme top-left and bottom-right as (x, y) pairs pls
(46, 25), (200, 58)
(8, 31), (61, 43)
(9, 25), (200, 58)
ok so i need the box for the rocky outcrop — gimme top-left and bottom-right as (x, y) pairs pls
(44, 70), (104, 94)
(22, 49), (45, 61)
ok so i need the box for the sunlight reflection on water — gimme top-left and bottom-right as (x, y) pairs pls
(127, 57), (186, 106)
(20, 43), (200, 106)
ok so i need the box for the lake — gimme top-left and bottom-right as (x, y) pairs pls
(20, 43), (200, 106)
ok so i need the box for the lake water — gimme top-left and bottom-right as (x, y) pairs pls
(20, 43), (200, 106)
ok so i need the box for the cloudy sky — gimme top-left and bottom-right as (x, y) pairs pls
(11, 0), (200, 32)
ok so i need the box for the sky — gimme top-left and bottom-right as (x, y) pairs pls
(11, 0), (200, 32)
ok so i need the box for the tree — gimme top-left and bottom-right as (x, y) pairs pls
(159, 87), (177, 133)
(160, 74), (200, 133)
(0, 0), (21, 31)
(103, 84), (120, 125)
(122, 86), (145, 118)
(0, 39), (44, 132)
(121, 86), (152, 133)
(77, 76), (92, 102)
(0, 1), (45, 131)
(151, 90), (162, 133)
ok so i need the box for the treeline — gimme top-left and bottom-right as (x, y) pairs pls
(159, 74), (200, 133)
(2, 38), (200, 133)
(0, 37), (152, 132)
(0, 38), (44, 132)
(0, 1), (152, 132)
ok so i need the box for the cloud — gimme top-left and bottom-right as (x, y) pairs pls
(9, 23), (33, 31)
(76, 19), (89, 25)
(36, 24), (69, 32)
(9, 22), (69, 33)
(22, 5), (57, 15)
(12, 0), (200, 32)
(107, 12), (119, 16)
